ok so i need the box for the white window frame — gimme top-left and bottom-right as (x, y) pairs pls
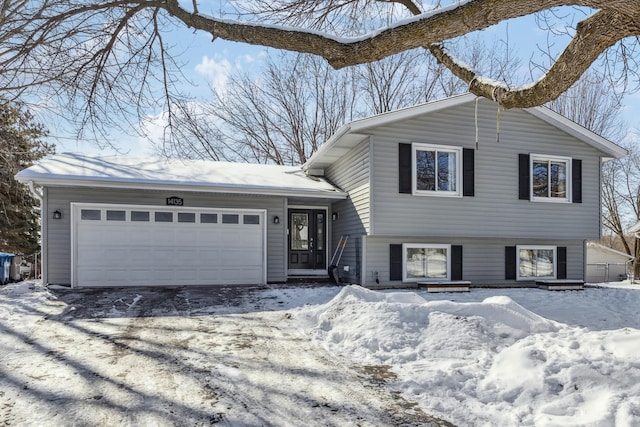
(516, 245), (557, 280)
(402, 243), (451, 282)
(530, 154), (572, 203)
(412, 143), (462, 197)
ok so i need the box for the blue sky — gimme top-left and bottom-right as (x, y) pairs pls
(50, 5), (640, 156)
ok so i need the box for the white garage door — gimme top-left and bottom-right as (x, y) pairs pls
(72, 204), (266, 287)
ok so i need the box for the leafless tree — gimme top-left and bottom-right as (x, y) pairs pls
(1, 1), (639, 139)
(548, 70), (640, 275)
(548, 70), (626, 142)
(162, 34), (521, 164)
(601, 140), (640, 275)
(159, 54), (357, 165)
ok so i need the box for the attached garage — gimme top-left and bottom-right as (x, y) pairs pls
(16, 153), (347, 288)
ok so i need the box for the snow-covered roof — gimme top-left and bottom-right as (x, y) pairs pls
(628, 220), (640, 237)
(586, 242), (633, 260)
(16, 153), (347, 199)
(304, 93), (628, 170)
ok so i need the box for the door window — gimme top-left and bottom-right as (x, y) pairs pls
(291, 213), (309, 250)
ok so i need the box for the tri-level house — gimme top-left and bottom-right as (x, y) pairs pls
(17, 94), (626, 288)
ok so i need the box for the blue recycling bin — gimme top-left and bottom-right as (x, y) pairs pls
(0, 252), (15, 284)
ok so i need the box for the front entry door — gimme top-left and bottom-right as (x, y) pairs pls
(288, 209), (326, 270)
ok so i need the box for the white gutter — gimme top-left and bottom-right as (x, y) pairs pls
(19, 178), (348, 200)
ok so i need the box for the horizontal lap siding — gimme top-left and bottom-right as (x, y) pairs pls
(324, 140), (370, 283)
(45, 187), (286, 285)
(364, 236), (584, 286)
(369, 100), (603, 240)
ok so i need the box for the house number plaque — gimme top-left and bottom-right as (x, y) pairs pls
(166, 196), (184, 206)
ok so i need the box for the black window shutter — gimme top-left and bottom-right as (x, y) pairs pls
(505, 246), (517, 280)
(390, 244), (403, 281)
(399, 143), (412, 194)
(519, 154), (530, 200)
(557, 247), (567, 279)
(463, 148), (475, 197)
(451, 245), (463, 280)
(572, 159), (582, 203)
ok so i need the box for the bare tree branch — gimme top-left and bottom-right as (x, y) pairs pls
(1, 0), (639, 137)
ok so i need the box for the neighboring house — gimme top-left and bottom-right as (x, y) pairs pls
(628, 220), (640, 238)
(585, 242), (632, 283)
(16, 94), (626, 288)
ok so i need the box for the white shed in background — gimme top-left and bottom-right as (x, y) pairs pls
(585, 242), (633, 283)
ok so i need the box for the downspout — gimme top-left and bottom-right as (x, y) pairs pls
(28, 180), (43, 201)
(27, 181), (44, 281)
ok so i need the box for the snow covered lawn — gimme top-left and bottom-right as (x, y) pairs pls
(2, 281), (640, 426)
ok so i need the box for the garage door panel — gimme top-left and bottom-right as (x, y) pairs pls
(75, 205), (265, 287)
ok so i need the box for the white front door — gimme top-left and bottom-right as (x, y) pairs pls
(72, 204), (266, 287)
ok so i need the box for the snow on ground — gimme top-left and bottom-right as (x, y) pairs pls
(2, 281), (640, 426)
(297, 284), (640, 426)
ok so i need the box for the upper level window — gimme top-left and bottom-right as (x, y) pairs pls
(412, 143), (462, 197)
(531, 155), (571, 202)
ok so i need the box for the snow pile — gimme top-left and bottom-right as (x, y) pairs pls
(0, 280), (57, 322)
(298, 285), (640, 426)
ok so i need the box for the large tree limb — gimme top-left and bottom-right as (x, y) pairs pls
(430, 9), (640, 108)
(156, 0), (640, 108)
(161, 0), (639, 69)
(4, 0), (640, 121)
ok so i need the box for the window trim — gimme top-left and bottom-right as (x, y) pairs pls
(516, 245), (557, 280)
(530, 154), (572, 203)
(412, 143), (462, 197)
(402, 243), (451, 282)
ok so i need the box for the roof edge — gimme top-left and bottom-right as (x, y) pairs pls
(524, 106), (627, 159)
(17, 177), (348, 200)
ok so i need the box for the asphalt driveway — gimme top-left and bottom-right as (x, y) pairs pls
(0, 283), (453, 426)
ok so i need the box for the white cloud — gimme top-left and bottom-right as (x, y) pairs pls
(195, 56), (233, 92)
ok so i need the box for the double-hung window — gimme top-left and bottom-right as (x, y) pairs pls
(531, 155), (571, 202)
(517, 245), (556, 280)
(402, 244), (451, 282)
(412, 143), (462, 197)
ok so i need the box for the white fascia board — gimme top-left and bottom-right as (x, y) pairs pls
(525, 107), (628, 159)
(304, 94), (476, 170)
(628, 220), (640, 234)
(348, 93), (476, 133)
(303, 124), (352, 170)
(18, 177), (348, 200)
(587, 242), (634, 259)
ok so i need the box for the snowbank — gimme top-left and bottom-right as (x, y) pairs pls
(297, 285), (640, 426)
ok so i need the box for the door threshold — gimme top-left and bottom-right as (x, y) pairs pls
(288, 269), (327, 276)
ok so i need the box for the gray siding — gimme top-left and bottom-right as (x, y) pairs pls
(44, 187), (287, 285)
(324, 139), (371, 282)
(362, 236), (585, 287)
(369, 99), (604, 240)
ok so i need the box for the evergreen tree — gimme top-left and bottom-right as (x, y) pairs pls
(0, 101), (53, 255)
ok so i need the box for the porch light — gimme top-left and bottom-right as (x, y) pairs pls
(273, 216), (280, 224)
(332, 212), (338, 221)
(53, 210), (62, 220)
